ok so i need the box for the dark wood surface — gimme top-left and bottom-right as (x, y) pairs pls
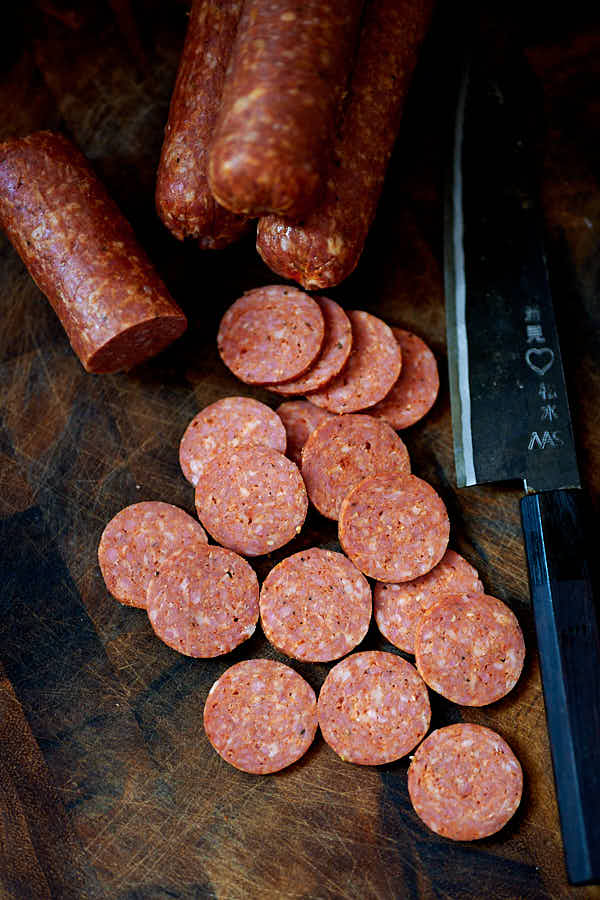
(1, 3), (599, 898)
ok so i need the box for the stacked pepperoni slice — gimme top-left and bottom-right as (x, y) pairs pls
(216, 286), (438, 425)
(97, 284), (525, 842)
(98, 504), (260, 658)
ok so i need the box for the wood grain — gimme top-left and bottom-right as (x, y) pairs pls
(1, 2), (599, 898)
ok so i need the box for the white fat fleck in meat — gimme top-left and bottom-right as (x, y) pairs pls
(370, 685), (383, 705)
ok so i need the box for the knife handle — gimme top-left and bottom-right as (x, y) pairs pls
(521, 488), (600, 885)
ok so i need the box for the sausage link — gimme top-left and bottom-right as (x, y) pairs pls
(0, 131), (186, 373)
(257, 0), (433, 288)
(208, 0), (364, 219)
(156, 0), (250, 248)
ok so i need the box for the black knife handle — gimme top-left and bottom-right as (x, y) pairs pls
(521, 488), (600, 885)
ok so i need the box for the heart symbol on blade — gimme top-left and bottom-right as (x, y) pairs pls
(526, 347), (555, 375)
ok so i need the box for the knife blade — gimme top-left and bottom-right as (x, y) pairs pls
(445, 46), (600, 884)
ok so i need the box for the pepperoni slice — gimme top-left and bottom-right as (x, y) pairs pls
(317, 651), (431, 765)
(301, 413), (410, 520)
(268, 297), (352, 394)
(373, 550), (484, 654)
(408, 724), (523, 840)
(179, 396), (287, 486)
(370, 328), (439, 429)
(194, 444), (308, 556)
(275, 400), (333, 467)
(414, 592), (525, 706)
(259, 548), (372, 662)
(146, 546), (259, 657)
(98, 501), (208, 608)
(203, 659), (318, 774)
(307, 310), (401, 413)
(217, 286), (324, 384)
(338, 473), (449, 582)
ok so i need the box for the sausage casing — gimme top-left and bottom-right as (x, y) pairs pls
(156, 0), (250, 248)
(257, 0), (433, 288)
(0, 131), (186, 373)
(208, 0), (364, 219)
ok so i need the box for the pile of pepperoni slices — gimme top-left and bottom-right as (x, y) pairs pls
(98, 286), (525, 843)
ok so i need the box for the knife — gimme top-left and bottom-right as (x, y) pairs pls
(444, 45), (600, 884)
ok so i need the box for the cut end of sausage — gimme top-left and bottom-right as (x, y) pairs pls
(85, 312), (187, 374)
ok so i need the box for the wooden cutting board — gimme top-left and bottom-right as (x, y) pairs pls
(1, 3), (599, 898)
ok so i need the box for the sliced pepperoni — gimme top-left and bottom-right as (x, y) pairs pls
(146, 546), (259, 657)
(370, 328), (439, 429)
(203, 659), (318, 774)
(98, 501), (208, 608)
(373, 550), (484, 654)
(217, 285), (324, 384)
(275, 400), (334, 467)
(414, 592), (525, 706)
(259, 548), (371, 662)
(301, 413), (410, 520)
(317, 651), (431, 765)
(194, 444), (308, 556)
(408, 724), (523, 840)
(307, 310), (401, 413)
(338, 473), (449, 583)
(268, 297), (352, 394)
(179, 396), (287, 486)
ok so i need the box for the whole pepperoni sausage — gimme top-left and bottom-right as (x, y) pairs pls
(0, 132), (186, 373)
(208, 0), (364, 218)
(257, 0), (433, 288)
(155, 0), (250, 248)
